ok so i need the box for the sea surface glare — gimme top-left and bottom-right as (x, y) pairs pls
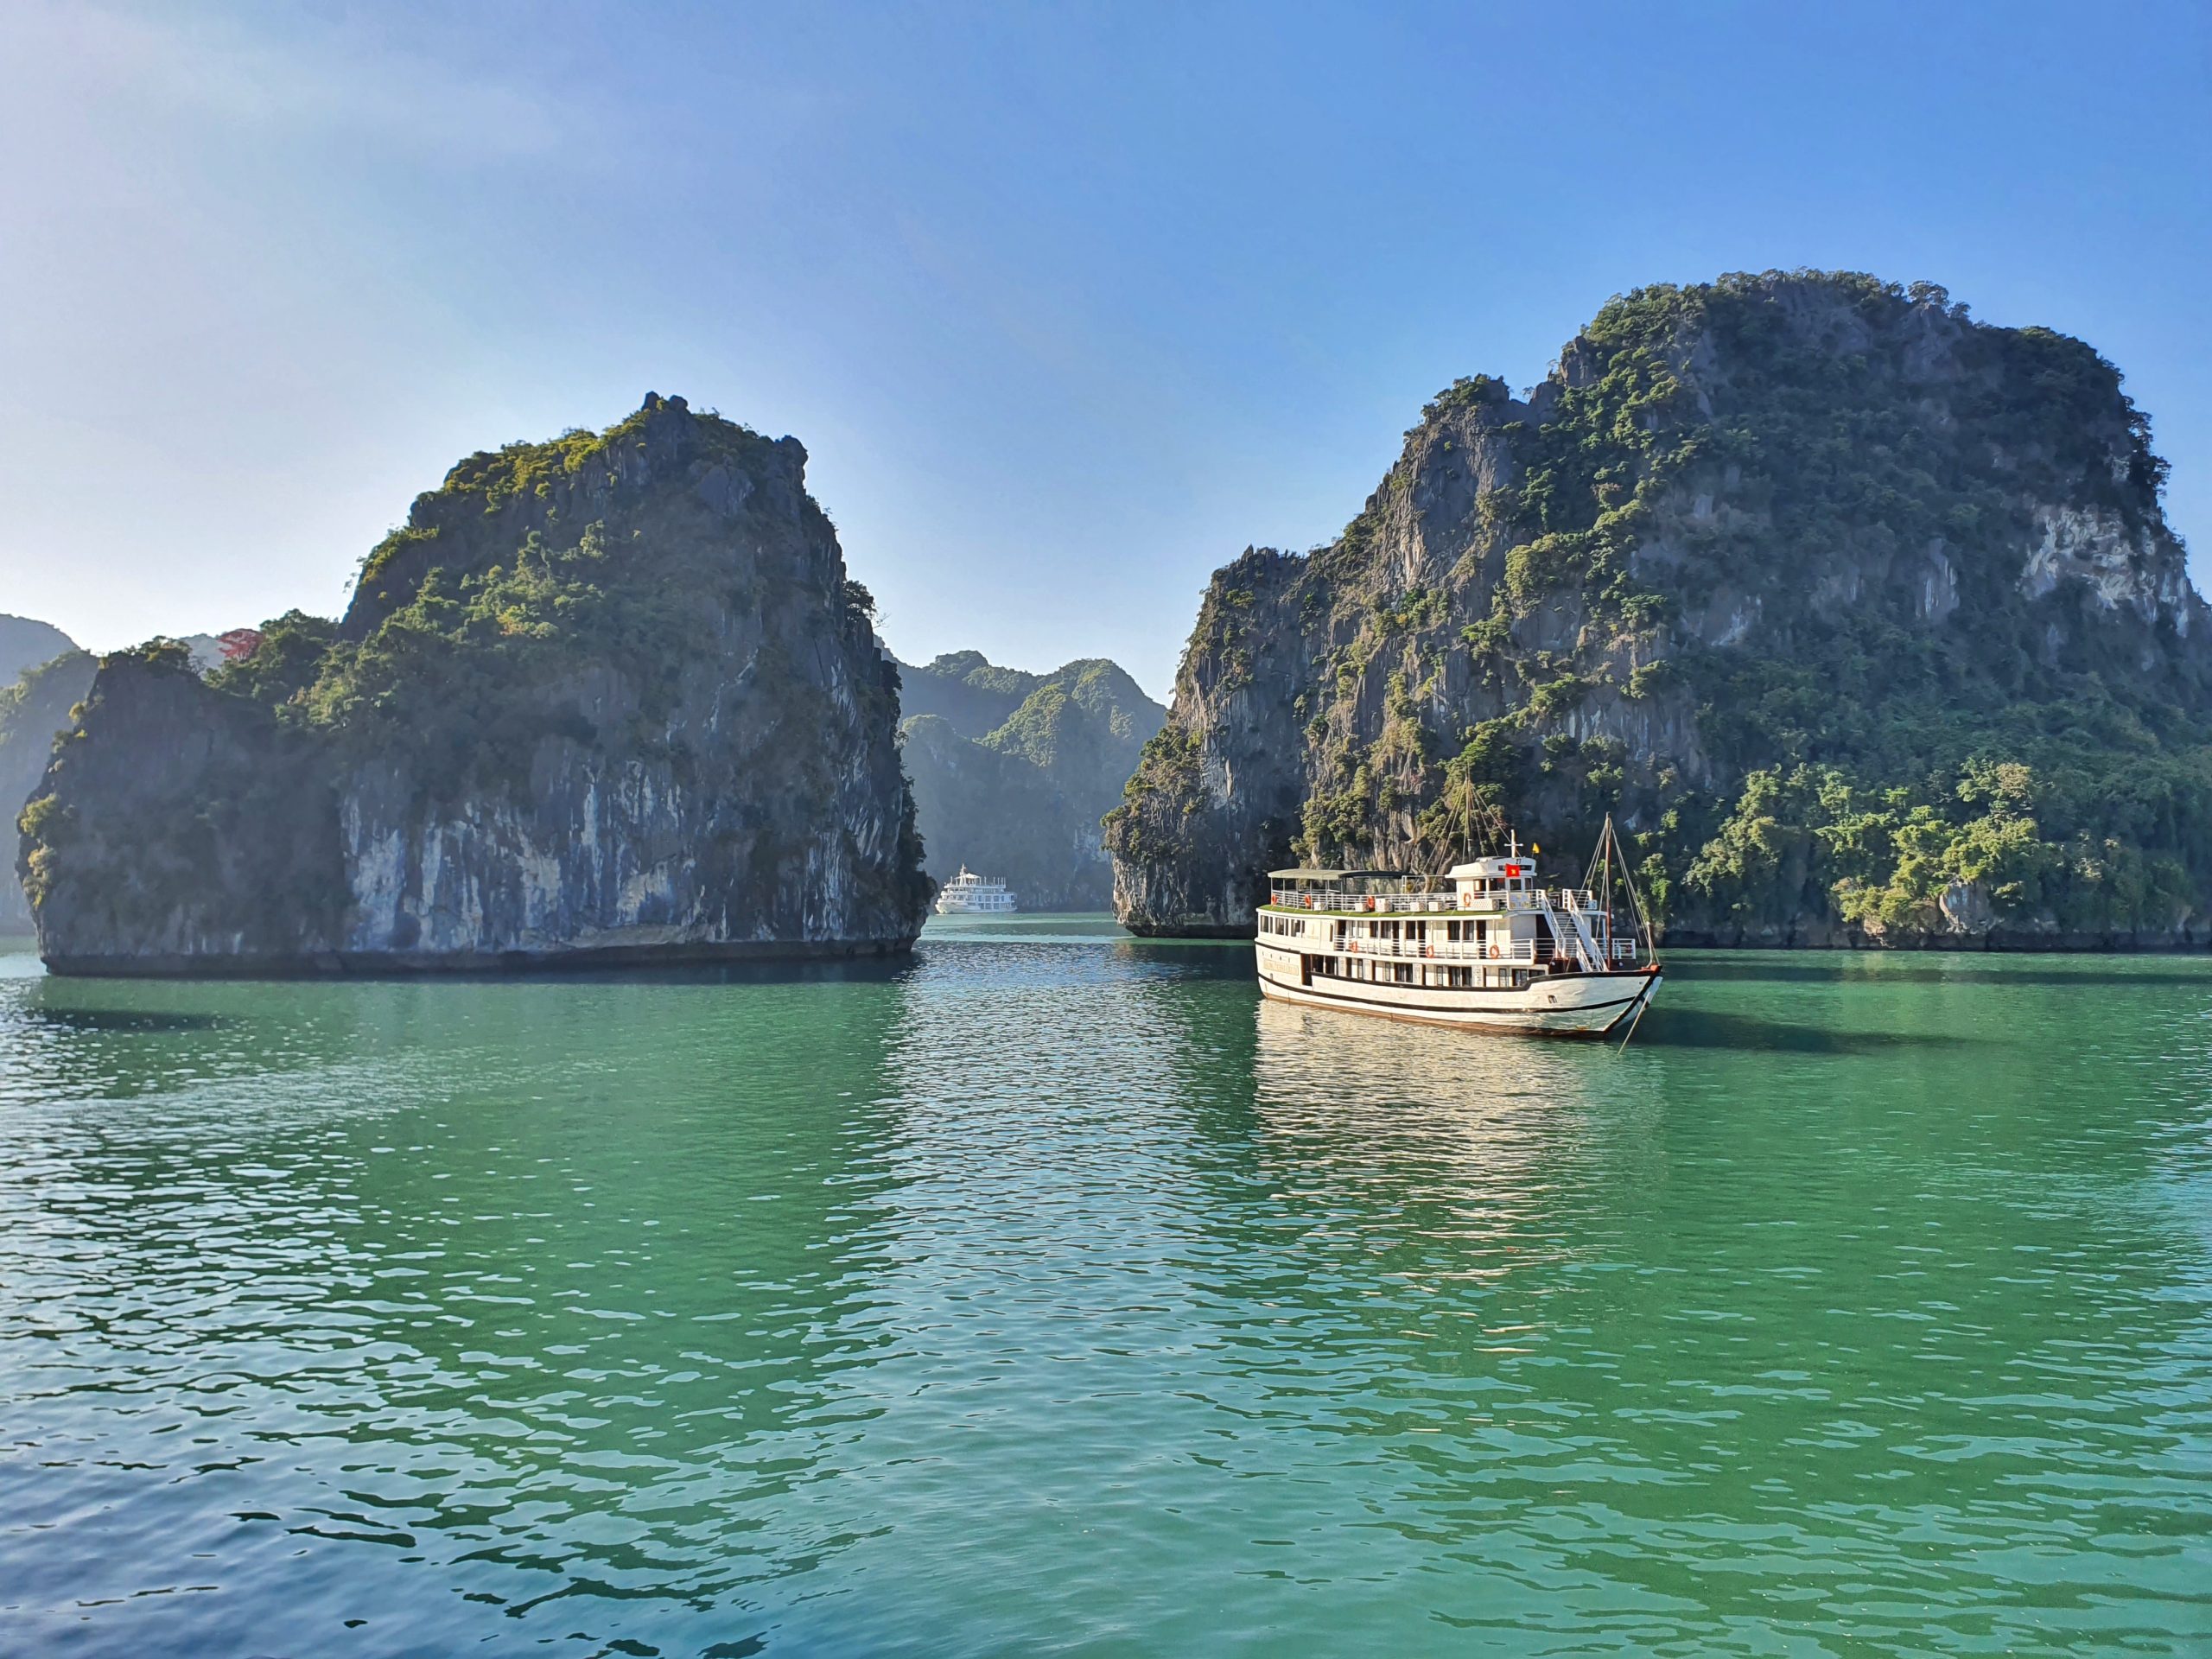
(2, 919), (2209, 1656)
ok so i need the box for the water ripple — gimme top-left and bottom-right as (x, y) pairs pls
(1, 933), (2208, 1654)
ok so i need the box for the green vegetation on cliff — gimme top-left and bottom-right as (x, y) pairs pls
(232, 402), (893, 817)
(1112, 271), (2209, 945)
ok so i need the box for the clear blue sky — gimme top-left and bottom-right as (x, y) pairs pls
(2, 1), (2206, 698)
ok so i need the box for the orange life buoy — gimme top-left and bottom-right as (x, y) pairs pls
(1488, 944), (1501, 960)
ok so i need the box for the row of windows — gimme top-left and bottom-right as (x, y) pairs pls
(1301, 955), (1529, 991)
(1311, 956), (1414, 983)
(1319, 918), (1493, 943)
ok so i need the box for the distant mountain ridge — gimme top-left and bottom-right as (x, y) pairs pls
(896, 650), (1046, 736)
(1, 636), (97, 933)
(0, 615), (77, 688)
(897, 652), (1165, 910)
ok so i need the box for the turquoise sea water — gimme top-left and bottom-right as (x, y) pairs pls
(2, 919), (2209, 1656)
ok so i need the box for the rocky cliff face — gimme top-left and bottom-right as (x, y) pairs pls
(22, 394), (931, 973)
(898, 653), (1164, 909)
(0, 648), (97, 933)
(1110, 272), (2212, 947)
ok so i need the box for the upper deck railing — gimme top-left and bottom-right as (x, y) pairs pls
(1268, 886), (1604, 915)
(1299, 936), (1640, 965)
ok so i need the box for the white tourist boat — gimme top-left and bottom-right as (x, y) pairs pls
(1255, 821), (1661, 1038)
(933, 867), (1019, 915)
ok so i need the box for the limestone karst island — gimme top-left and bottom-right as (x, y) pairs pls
(6, 11), (2210, 1654)
(19, 395), (933, 972)
(13, 276), (2203, 973)
(1110, 273), (2210, 951)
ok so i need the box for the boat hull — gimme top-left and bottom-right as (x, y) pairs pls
(1255, 948), (1660, 1037)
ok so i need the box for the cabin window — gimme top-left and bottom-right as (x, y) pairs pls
(1392, 963), (1414, 984)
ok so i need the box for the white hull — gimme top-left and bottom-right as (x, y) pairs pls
(934, 896), (1018, 914)
(1255, 943), (1658, 1037)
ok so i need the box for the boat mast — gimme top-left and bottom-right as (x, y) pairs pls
(1580, 813), (1660, 969)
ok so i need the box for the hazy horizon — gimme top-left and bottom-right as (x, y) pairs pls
(3, 1), (2207, 700)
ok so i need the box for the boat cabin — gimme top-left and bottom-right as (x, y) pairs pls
(1445, 856), (1534, 905)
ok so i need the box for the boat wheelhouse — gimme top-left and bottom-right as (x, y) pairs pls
(1253, 824), (1660, 1037)
(933, 868), (1019, 915)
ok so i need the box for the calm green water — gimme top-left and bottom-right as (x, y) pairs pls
(3, 922), (2209, 1656)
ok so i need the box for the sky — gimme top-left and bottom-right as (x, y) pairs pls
(1, 1), (2206, 700)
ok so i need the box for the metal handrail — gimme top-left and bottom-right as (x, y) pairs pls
(1336, 938), (1536, 963)
(1261, 927), (1635, 964)
(1268, 887), (1605, 915)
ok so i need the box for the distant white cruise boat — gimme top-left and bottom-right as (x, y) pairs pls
(1255, 820), (1661, 1038)
(934, 868), (1019, 915)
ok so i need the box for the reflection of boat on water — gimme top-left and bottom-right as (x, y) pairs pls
(1255, 819), (1660, 1037)
(1254, 992), (1599, 1109)
(933, 868), (1018, 915)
